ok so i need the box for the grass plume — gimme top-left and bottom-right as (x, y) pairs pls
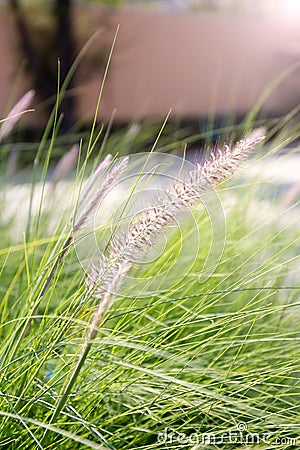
(0, 90), (35, 143)
(47, 129), (265, 431)
(90, 129), (265, 300)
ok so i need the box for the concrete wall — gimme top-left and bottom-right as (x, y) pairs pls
(1, 4), (300, 124)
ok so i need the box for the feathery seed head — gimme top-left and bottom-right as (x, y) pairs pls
(86, 129), (264, 315)
(0, 90), (35, 143)
(51, 144), (79, 186)
(74, 156), (129, 232)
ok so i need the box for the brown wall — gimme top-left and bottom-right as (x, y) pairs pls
(1, 5), (300, 124)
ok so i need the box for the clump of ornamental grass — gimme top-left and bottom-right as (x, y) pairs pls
(1, 115), (300, 449)
(88, 129), (265, 321)
(46, 128), (265, 427)
(1, 91), (299, 449)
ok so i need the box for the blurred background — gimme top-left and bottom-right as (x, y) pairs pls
(1, 1), (300, 289)
(1, 0), (300, 130)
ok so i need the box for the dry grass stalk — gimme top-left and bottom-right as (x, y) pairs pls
(88, 129), (265, 321)
(21, 153), (124, 342)
(0, 90), (35, 143)
(51, 144), (80, 187)
(74, 156), (128, 232)
(78, 154), (112, 209)
(50, 129), (264, 425)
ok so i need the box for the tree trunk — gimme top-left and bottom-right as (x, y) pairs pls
(53, 0), (76, 130)
(8, 0), (76, 131)
(8, 0), (54, 102)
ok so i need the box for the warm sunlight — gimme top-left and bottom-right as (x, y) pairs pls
(266, 0), (300, 20)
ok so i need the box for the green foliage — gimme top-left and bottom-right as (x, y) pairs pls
(0, 114), (300, 449)
(0, 27), (300, 446)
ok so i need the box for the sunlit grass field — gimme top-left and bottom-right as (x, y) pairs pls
(0, 70), (300, 449)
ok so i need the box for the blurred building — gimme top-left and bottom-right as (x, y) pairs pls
(0, 1), (300, 125)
